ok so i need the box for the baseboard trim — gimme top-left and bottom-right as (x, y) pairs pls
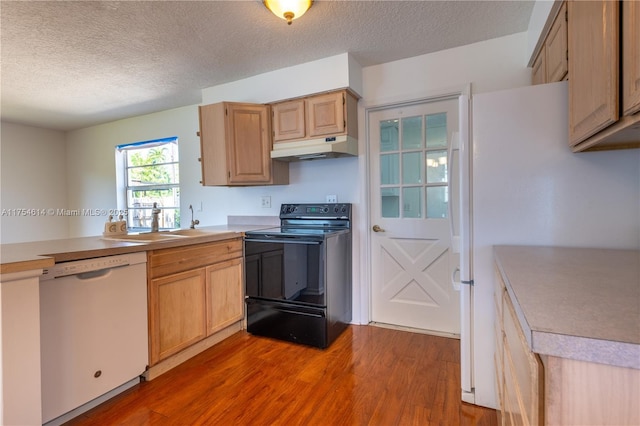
(370, 321), (460, 339)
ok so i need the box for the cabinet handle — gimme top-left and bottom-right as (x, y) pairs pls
(94, 370), (102, 378)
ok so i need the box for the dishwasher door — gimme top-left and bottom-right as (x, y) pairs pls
(39, 252), (148, 423)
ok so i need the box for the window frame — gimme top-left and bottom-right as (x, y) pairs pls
(116, 136), (180, 232)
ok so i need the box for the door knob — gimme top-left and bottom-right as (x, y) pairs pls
(372, 225), (385, 232)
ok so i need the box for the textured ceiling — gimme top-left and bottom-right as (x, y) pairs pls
(1, 1), (534, 131)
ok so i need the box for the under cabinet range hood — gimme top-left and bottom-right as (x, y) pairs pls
(270, 135), (358, 161)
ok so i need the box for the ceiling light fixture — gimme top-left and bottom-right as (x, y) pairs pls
(263, 0), (313, 25)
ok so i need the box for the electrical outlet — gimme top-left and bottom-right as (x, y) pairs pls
(326, 195), (337, 203)
(261, 196), (271, 208)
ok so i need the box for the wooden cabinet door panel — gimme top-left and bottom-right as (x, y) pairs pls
(307, 92), (345, 137)
(198, 103), (227, 186)
(568, 0), (620, 146)
(546, 2), (568, 82)
(149, 269), (207, 365)
(226, 103), (272, 183)
(623, 0), (640, 116)
(206, 258), (244, 335)
(272, 99), (306, 143)
(503, 291), (544, 426)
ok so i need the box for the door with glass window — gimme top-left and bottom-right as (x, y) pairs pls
(369, 98), (460, 334)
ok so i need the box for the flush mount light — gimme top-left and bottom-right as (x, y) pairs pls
(263, 0), (313, 25)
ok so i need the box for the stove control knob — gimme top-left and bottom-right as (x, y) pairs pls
(342, 206), (347, 213)
(322, 207), (329, 213)
(334, 206), (339, 213)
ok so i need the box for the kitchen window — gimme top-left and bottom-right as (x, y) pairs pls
(116, 137), (180, 231)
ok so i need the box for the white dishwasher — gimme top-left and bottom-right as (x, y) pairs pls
(39, 251), (148, 424)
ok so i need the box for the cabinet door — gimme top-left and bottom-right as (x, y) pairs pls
(149, 269), (207, 365)
(546, 2), (568, 82)
(206, 258), (244, 335)
(531, 46), (546, 86)
(307, 91), (345, 137)
(272, 99), (306, 143)
(226, 103), (272, 184)
(198, 103), (228, 186)
(503, 291), (544, 426)
(568, 0), (620, 146)
(623, 0), (640, 116)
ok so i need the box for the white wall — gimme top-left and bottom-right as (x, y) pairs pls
(202, 52), (363, 104)
(0, 122), (68, 243)
(362, 32), (530, 106)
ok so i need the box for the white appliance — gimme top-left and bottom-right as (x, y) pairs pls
(457, 81), (640, 408)
(40, 252), (149, 424)
(270, 135), (358, 161)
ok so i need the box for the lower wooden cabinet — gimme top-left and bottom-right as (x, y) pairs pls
(206, 257), (244, 335)
(147, 238), (243, 366)
(149, 268), (207, 364)
(494, 262), (640, 425)
(495, 267), (544, 426)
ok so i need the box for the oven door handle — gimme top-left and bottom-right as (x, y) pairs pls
(244, 238), (322, 245)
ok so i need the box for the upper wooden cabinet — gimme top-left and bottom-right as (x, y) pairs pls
(271, 99), (306, 142)
(623, 0), (640, 116)
(307, 91), (347, 137)
(271, 89), (358, 146)
(568, 0), (619, 146)
(531, 3), (567, 85)
(198, 102), (289, 186)
(568, 0), (640, 151)
(545, 2), (568, 82)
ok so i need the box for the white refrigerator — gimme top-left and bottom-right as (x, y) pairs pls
(458, 81), (640, 408)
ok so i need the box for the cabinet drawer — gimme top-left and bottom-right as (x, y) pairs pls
(148, 238), (242, 279)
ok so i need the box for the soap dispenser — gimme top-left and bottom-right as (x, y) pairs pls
(103, 215), (117, 234)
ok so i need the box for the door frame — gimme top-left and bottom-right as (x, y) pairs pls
(360, 84), (471, 326)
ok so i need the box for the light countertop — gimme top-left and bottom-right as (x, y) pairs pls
(494, 245), (640, 369)
(0, 224), (272, 274)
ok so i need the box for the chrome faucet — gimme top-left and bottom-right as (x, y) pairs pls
(189, 204), (200, 229)
(151, 202), (160, 232)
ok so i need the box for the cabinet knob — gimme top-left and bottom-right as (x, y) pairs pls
(198, 157), (201, 162)
(94, 370), (102, 378)
(196, 131), (201, 137)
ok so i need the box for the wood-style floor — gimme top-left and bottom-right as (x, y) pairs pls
(67, 325), (497, 426)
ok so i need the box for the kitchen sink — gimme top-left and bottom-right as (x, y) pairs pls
(102, 232), (188, 243)
(169, 229), (226, 237)
(103, 229), (228, 242)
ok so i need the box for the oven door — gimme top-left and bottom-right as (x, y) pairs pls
(244, 236), (325, 307)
